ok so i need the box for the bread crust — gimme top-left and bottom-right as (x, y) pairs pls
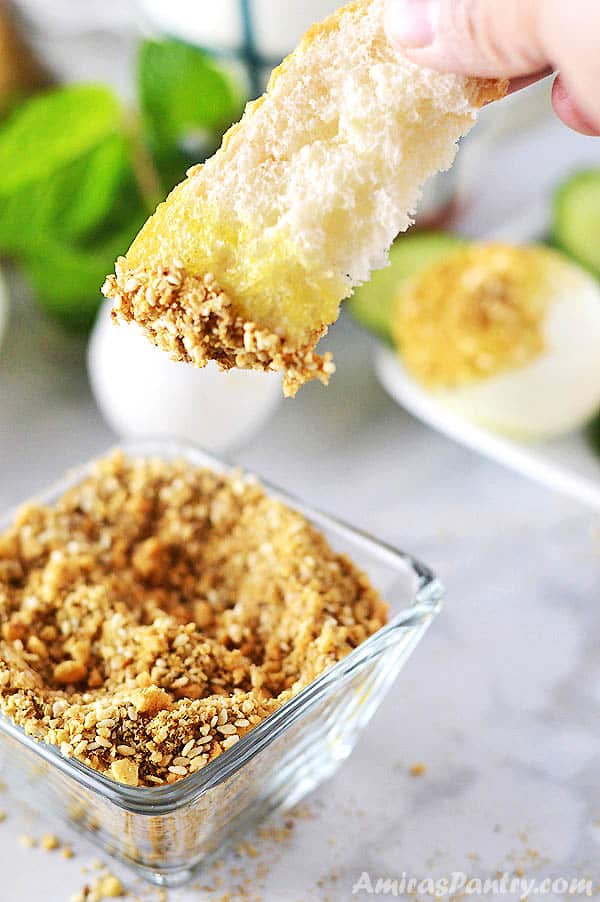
(269, 0), (507, 107)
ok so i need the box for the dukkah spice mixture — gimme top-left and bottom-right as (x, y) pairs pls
(0, 453), (387, 787)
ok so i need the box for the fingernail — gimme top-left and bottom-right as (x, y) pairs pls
(552, 76), (568, 103)
(552, 76), (600, 137)
(385, 0), (439, 49)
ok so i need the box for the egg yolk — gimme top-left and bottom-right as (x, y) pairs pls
(393, 243), (557, 389)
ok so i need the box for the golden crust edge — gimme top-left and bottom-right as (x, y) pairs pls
(268, 0), (508, 109)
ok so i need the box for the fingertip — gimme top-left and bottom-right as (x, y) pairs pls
(384, 0), (438, 50)
(552, 75), (600, 137)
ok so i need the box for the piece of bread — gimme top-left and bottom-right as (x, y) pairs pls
(103, 0), (506, 396)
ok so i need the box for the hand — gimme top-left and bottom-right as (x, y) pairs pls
(385, 0), (600, 136)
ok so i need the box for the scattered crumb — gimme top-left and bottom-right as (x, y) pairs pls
(237, 842), (258, 859)
(18, 833), (36, 848)
(409, 763), (427, 777)
(41, 832), (60, 851)
(258, 822), (295, 844)
(71, 867), (127, 901)
(0, 809), (6, 823)
(96, 874), (125, 898)
(62, 846), (75, 859)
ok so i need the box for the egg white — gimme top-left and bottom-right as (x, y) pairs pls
(88, 303), (282, 452)
(434, 266), (600, 440)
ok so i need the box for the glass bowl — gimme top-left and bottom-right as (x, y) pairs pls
(0, 440), (443, 887)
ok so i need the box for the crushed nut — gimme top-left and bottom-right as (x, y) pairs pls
(110, 759), (139, 788)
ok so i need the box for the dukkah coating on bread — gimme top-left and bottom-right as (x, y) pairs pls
(103, 0), (506, 396)
(0, 453), (388, 787)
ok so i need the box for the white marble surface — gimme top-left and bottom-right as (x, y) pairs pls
(2, 4), (600, 900)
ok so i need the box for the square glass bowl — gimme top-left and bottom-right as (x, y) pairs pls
(0, 440), (443, 887)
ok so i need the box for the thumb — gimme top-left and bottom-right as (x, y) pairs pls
(384, 0), (549, 78)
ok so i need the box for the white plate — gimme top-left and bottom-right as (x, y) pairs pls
(374, 196), (600, 511)
(376, 351), (600, 510)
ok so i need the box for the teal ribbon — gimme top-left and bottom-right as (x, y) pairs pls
(239, 0), (262, 97)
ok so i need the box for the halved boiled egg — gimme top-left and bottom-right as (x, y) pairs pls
(393, 243), (600, 439)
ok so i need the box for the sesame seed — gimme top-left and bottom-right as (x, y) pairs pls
(217, 724), (237, 736)
(190, 738), (211, 751)
(181, 739), (195, 757)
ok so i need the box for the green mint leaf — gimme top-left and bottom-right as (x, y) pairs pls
(138, 39), (244, 190)
(0, 133), (133, 252)
(0, 82), (149, 330)
(20, 215), (145, 332)
(59, 133), (132, 239)
(0, 84), (123, 197)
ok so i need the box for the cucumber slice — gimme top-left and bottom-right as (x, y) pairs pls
(588, 411), (600, 458)
(347, 231), (464, 343)
(553, 170), (600, 278)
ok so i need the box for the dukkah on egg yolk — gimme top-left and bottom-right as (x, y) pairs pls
(393, 244), (559, 389)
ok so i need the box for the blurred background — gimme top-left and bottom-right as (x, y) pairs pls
(2, 3), (600, 900)
(1, 0), (600, 497)
(2, 0), (600, 502)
